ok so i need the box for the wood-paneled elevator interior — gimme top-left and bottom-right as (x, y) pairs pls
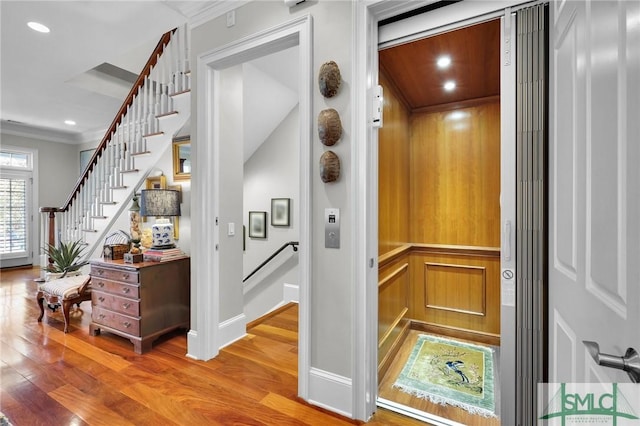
(377, 18), (502, 381)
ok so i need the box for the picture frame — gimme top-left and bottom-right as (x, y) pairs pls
(172, 136), (191, 181)
(271, 198), (291, 227)
(248, 211), (267, 239)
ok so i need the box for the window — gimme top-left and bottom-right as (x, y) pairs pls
(0, 150), (31, 169)
(0, 176), (28, 254)
(0, 148), (33, 260)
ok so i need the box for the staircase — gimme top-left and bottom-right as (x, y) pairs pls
(39, 25), (191, 269)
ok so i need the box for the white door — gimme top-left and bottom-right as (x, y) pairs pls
(550, 0), (640, 387)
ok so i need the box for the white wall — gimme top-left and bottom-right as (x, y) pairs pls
(2, 133), (78, 208)
(243, 106), (299, 322)
(190, 0), (353, 380)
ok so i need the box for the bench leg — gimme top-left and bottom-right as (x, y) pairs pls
(61, 299), (73, 333)
(37, 290), (45, 322)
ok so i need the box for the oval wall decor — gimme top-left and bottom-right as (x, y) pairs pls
(319, 151), (340, 183)
(318, 108), (342, 146)
(318, 61), (341, 98)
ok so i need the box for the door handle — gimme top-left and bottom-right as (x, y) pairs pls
(583, 341), (640, 383)
(503, 220), (511, 261)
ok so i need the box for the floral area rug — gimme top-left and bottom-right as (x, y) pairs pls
(393, 334), (497, 417)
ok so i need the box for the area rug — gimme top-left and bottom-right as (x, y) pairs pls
(393, 334), (496, 417)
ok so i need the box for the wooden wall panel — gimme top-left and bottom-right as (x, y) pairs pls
(408, 247), (500, 338)
(424, 263), (486, 316)
(378, 71), (411, 255)
(409, 102), (501, 247)
(378, 253), (410, 377)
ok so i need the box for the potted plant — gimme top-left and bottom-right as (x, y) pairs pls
(42, 240), (89, 280)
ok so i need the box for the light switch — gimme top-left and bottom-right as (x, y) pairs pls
(228, 222), (235, 236)
(325, 208), (340, 249)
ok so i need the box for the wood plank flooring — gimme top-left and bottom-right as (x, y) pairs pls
(0, 267), (422, 426)
(378, 330), (501, 426)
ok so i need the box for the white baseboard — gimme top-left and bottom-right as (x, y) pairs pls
(186, 330), (200, 360)
(283, 282), (299, 302)
(218, 312), (247, 349)
(308, 367), (352, 418)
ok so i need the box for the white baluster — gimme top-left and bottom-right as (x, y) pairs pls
(154, 54), (161, 115)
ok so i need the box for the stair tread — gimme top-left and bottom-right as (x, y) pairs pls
(121, 169), (140, 174)
(143, 131), (164, 138)
(91, 216), (108, 219)
(111, 186), (128, 189)
(100, 202), (116, 205)
(170, 89), (191, 97)
(157, 111), (178, 119)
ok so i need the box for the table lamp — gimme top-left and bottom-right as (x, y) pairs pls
(140, 189), (181, 249)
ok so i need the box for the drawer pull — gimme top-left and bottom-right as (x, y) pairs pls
(97, 269), (104, 275)
(97, 282), (105, 288)
(123, 321), (132, 328)
(122, 303), (131, 309)
(122, 288), (131, 294)
(99, 314), (106, 319)
(98, 296), (105, 302)
(122, 273), (130, 280)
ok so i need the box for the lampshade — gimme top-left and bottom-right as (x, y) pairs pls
(140, 189), (181, 217)
(140, 189), (181, 249)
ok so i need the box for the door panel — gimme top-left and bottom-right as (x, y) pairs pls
(550, 0), (640, 383)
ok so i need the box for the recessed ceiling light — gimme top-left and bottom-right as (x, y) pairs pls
(437, 56), (451, 69)
(27, 22), (50, 33)
(64, 120), (76, 126)
(444, 81), (456, 92)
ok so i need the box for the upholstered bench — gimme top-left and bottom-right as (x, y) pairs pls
(36, 274), (92, 333)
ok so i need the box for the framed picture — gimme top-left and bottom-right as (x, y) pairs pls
(248, 211), (267, 239)
(271, 198), (290, 227)
(172, 136), (191, 181)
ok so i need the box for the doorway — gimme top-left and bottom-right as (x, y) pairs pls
(375, 17), (503, 425)
(191, 15), (313, 400)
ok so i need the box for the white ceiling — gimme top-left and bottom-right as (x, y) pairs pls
(0, 1), (300, 157)
(0, 1), (192, 143)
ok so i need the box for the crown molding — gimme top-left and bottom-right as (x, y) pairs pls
(185, 0), (251, 28)
(0, 120), (81, 144)
(0, 120), (108, 145)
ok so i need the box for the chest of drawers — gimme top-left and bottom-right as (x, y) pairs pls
(89, 257), (190, 354)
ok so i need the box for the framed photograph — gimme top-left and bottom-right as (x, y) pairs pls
(248, 211), (267, 239)
(271, 198), (291, 227)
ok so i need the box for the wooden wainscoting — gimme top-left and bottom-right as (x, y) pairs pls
(377, 246), (411, 381)
(409, 245), (500, 345)
(378, 244), (500, 371)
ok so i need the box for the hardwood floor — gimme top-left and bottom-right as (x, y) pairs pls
(0, 267), (423, 426)
(378, 330), (501, 426)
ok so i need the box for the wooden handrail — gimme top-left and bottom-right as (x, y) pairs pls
(46, 28), (175, 213)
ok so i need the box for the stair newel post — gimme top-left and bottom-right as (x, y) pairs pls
(46, 210), (55, 268)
